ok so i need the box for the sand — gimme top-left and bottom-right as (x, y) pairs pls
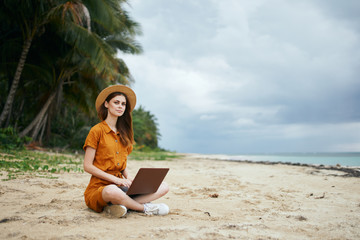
(0, 154), (359, 240)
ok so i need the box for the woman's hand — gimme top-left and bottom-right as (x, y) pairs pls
(120, 168), (133, 183)
(113, 176), (132, 187)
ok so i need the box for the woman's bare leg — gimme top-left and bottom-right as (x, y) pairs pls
(132, 182), (169, 204)
(102, 185), (144, 211)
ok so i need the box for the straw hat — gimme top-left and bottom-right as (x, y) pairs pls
(95, 85), (137, 112)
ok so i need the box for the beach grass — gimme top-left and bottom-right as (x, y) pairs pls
(0, 149), (181, 180)
(0, 149), (83, 181)
(129, 150), (180, 161)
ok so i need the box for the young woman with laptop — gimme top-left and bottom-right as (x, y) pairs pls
(83, 85), (169, 217)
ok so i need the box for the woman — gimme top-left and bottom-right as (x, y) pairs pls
(83, 85), (169, 217)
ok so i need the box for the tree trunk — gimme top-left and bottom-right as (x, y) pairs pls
(38, 113), (48, 145)
(0, 36), (33, 127)
(32, 113), (48, 142)
(4, 101), (13, 128)
(19, 94), (55, 138)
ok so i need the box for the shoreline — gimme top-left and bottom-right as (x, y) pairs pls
(185, 153), (360, 178)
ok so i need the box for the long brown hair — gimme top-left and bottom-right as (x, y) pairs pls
(98, 92), (134, 147)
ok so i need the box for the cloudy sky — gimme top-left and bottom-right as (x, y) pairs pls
(121, 0), (360, 154)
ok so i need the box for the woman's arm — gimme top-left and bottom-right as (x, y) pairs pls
(83, 147), (131, 187)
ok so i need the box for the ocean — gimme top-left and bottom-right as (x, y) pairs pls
(197, 152), (360, 167)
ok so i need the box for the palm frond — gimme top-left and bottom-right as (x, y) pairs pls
(105, 33), (143, 54)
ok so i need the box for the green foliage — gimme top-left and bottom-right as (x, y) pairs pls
(0, 127), (31, 150)
(47, 101), (97, 150)
(0, 149), (83, 180)
(0, 0), (142, 145)
(0, 1), (165, 152)
(133, 106), (161, 149)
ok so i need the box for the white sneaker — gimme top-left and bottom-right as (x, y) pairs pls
(143, 203), (169, 216)
(104, 204), (127, 218)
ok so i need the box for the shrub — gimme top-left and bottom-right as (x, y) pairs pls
(0, 127), (31, 150)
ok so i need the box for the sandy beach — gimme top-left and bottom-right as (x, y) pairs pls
(0, 153), (359, 240)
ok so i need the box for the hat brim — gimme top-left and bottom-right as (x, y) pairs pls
(95, 85), (136, 112)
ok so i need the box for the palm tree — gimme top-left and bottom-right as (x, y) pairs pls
(0, 0), (54, 126)
(5, 0), (143, 144)
(17, 0), (94, 140)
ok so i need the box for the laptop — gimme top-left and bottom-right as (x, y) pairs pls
(120, 168), (169, 196)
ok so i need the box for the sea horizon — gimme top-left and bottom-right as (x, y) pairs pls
(188, 152), (360, 167)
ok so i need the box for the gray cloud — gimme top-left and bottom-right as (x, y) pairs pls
(123, 0), (360, 153)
